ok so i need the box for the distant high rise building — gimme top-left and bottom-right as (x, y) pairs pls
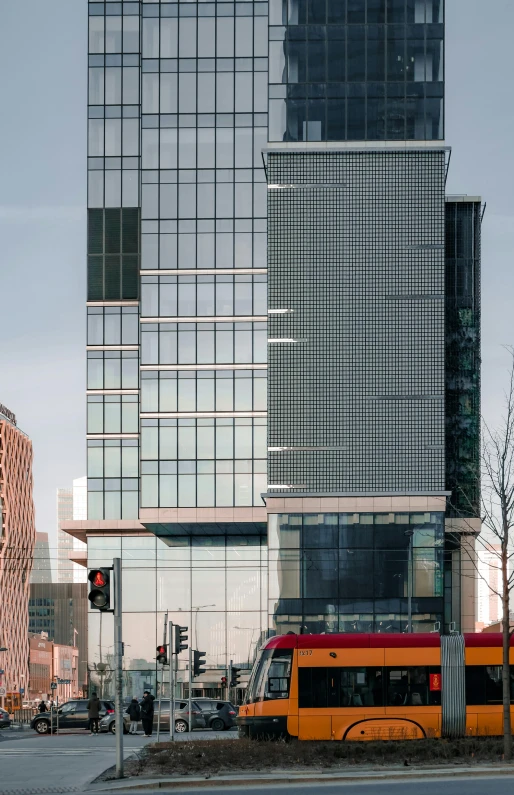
(57, 488), (73, 583)
(0, 403), (36, 701)
(476, 545), (503, 628)
(30, 532), (52, 584)
(57, 479), (87, 584)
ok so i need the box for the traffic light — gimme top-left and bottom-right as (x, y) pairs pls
(175, 625), (188, 654)
(88, 568), (111, 611)
(156, 645), (168, 665)
(221, 676), (227, 687)
(230, 665), (241, 688)
(193, 650), (206, 677)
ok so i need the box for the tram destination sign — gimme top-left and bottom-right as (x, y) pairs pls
(0, 404), (16, 426)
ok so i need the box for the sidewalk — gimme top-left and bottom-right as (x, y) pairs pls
(87, 762), (514, 792)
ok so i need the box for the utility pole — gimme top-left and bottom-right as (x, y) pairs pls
(169, 621), (175, 742)
(188, 647), (192, 733)
(113, 558), (124, 779)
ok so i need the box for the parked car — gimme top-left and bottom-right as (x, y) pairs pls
(0, 708), (11, 729)
(193, 699), (238, 730)
(31, 699), (115, 734)
(99, 699), (206, 734)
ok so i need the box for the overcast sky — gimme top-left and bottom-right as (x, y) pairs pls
(0, 1), (513, 558)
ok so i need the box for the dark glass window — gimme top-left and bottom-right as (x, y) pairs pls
(298, 666), (441, 708)
(87, 208), (140, 300)
(465, 666), (514, 705)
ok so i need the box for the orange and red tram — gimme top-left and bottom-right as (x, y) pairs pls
(237, 632), (514, 741)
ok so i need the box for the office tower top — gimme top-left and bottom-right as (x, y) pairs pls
(269, 0), (444, 142)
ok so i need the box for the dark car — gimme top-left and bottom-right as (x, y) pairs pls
(0, 708), (11, 729)
(194, 699), (238, 730)
(100, 699), (207, 734)
(31, 699), (115, 734)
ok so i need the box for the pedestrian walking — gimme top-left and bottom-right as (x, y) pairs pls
(126, 697), (141, 734)
(38, 700), (47, 713)
(87, 692), (101, 735)
(140, 690), (155, 737)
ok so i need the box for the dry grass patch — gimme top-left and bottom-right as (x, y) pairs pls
(119, 736), (512, 779)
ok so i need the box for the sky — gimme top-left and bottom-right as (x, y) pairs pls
(0, 1), (513, 557)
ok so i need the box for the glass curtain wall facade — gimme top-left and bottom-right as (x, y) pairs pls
(82, 0), (481, 699)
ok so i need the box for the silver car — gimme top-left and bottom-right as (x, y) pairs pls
(99, 699), (206, 734)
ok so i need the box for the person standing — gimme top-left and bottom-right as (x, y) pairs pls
(38, 700), (47, 713)
(126, 697), (141, 734)
(140, 691), (155, 737)
(87, 692), (101, 735)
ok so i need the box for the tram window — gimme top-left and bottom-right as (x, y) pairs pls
(465, 666), (514, 705)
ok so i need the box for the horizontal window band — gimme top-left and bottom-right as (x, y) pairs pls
(87, 390), (139, 396)
(141, 269), (267, 276)
(86, 301), (139, 307)
(268, 338), (305, 343)
(87, 345), (139, 351)
(404, 244), (445, 251)
(140, 411), (267, 419)
(268, 446), (347, 452)
(268, 183), (347, 189)
(267, 484), (308, 490)
(87, 434), (139, 440)
(268, 309), (294, 314)
(140, 316), (267, 323)
(140, 364), (267, 371)
(385, 295), (444, 300)
(366, 395), (444, 401)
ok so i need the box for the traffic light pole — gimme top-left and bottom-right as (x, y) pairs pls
(113, 558), (124, 779)
(156, 612), (168, 743)
(169, 621), (175, 742)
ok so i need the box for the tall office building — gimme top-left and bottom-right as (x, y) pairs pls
(63, 0), (481, 699)
(0, 404), (36, 702)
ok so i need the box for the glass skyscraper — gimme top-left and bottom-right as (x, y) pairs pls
(64, 0), (481, 700)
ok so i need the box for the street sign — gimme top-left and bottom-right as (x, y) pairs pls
(19, 688), (24, 695)
(0, 687), (5, 697)
(50, 683), (57, 690)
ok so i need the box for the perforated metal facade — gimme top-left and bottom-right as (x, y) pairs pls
(267, 149), (447, 494)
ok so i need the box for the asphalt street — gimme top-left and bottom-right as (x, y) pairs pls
(0, 728), (233, 795)
(92, 776), (514, 795)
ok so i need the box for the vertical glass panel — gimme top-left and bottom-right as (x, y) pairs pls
(143, 17), (160, 57)
(160, 377), (177, 412)
(122, 118), (139, 156)
(123, 16), (140, 53)
(198, 18), (216, 57)
(197, 330), (215, 363)
(160, 73), (177, 113)
(179, 18), (197, 58)
(197, 424), (215, 457)
(105, 67), (122, 104)
(105, 16), (122, 52)
(161, 17), (178, 58)
(217, 18), (234, 57)
(105, 118), (122, 156)
(142, 73), (159, 114)
(216, 475), (233, 506)
(160, 128), (177, 169)
(216, 129), (234, 168)
(89, 17), (105, 53)
(88, 119), (104, 156)
(89, 68), (104, 104)
(179, 74), (197, 113)
(216, 329), (234, 363)
(216, 73), (234, 113)
(197, 380), (215, 412)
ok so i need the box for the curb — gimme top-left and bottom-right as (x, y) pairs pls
(87, 764), (514, 791)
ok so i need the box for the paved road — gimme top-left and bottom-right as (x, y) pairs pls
(92, 776), (514, 795)
(0, 729), (233, 794)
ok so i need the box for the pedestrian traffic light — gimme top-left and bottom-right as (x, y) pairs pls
(175, 625), (188, 654)
(193, 650), (206, 677)
(230, 665), (241, 688)
(221, 676), (227, 686)
(88, 568), (111, 611)
(156, 645), (168, 665)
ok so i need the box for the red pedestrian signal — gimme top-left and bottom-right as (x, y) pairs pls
(92, 571), (107, 588)
(156, 645), (168, 665)
(88, 568), (111, 611)
(221, 676), (227, 686)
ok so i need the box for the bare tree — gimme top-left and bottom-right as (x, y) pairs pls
(477, 353), (514, 759)
(453, 351), (514, 758)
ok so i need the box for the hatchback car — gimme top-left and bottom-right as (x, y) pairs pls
(0, 708), (11, 729)
(31, 699), (115, 734)
(100, 699), (206, 734)
(194, 699), (238, 730)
